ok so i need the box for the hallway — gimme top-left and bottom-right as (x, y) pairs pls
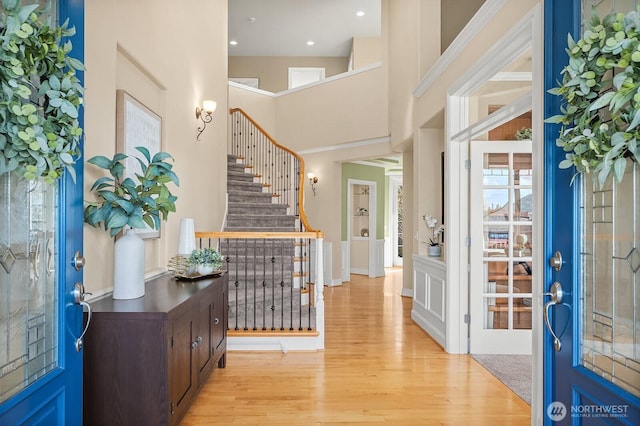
(182, 269), (531, 424)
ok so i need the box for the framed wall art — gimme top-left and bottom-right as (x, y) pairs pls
(116, 90), (162, 239)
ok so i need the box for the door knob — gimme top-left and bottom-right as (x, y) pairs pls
(72, 251), (86, 271)
(543, 281), (564, 352)
(549, 251), (563, 272)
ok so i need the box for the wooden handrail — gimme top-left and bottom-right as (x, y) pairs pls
(196, 230), (323, 239)
(229, 108), (319, 234)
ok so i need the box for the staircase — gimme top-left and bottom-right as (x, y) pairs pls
(224, 155), (312, 330)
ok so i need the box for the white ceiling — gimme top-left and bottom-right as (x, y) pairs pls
(228, 0), (382, 57)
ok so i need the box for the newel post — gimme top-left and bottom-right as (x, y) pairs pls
(314, 237), (325, 350)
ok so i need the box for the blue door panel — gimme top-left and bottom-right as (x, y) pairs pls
(544, 1), (640, 424)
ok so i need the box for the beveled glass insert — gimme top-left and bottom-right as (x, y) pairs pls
(0, 173), (58, 404)
(580, 159), (640, 398)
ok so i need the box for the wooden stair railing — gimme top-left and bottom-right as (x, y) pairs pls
(229, 108), (320, 235)
(196, 231), (325, 348)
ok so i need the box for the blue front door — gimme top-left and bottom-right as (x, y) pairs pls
(0, 0), (85, 424)
(544, 1), (640, 424)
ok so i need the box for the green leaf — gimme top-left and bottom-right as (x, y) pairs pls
(613, 157), (627, 181)
(106, 210), (128, 230)
(588, 91), (615, 111)
(152, 151), (173, 162)
(135, 146), (151, 162)
(628, 109), (640, 131)
(88, 155), (112, 169)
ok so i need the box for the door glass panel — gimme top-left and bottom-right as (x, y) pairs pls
(481, 153), (533, 331)
(483, 189), (509, 220)
(580, 160), (640, 398)
(0, 173), (58, 403)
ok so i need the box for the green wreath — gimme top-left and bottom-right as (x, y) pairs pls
(0, 0), (84, 183)
(547, 9), (640, 187)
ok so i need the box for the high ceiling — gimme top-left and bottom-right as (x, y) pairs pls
(228, 0), (381, 57)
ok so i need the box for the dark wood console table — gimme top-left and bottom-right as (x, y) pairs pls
(83, 273), (228, 426)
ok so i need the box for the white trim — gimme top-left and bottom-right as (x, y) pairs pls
(401, 288), (414, 298)
(341, 241), (350, 282)
(288, 67), (325, 90)
(228, 80), (276, 97)
(326, 278), (343, 287)
(448, 8), (538, 103)
(298, 135), (391, 155)
(413, 0), (508, 98)
(490, 72), (532, 82)
(530, 4), (544, 423)
(277, 63), (381, 97)
(228, 336), (321, 351)
(229, 63), (382, 98)
(450, 92), (532, 143)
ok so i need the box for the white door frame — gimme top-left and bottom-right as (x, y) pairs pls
(445, 4), (543, 418)
(389, 175), (403, 266)
(347, 179), (377, 277)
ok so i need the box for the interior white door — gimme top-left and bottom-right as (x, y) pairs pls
(469, 140), (533, 354)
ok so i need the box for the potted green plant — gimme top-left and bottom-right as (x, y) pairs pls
(0, 0), (84, 183)
(188, 247), (223, 275)
(546, 8), (640, 188)
(84, 146), (179, 299)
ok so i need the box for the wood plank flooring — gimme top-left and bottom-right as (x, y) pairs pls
(181, 269), (531, 425)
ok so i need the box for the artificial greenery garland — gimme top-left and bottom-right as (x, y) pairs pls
(0, 0), (84, 183)
(547, 9), (640, 187)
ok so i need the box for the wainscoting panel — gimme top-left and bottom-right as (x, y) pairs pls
(411, 254), (446, 347)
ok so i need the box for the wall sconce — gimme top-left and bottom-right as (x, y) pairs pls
(307, 172), (318, 196)
(195, 100), (217, 141)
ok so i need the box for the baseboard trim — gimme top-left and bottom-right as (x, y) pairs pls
(228, 335), (322, 352)
(326, 279), (343, 287)
(401, 288), (414, 298)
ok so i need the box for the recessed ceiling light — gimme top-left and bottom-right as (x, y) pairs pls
(229, 40), (238, 46)
(306, 40), (315, 46)
(356, 10), (365, 17)
(248, 17), (256, 23)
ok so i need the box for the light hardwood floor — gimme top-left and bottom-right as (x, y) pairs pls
(182, 269), (531, 425)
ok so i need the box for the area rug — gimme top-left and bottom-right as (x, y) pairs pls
(471, 354), (532, 405)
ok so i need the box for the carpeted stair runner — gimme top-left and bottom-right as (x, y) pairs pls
(224, 155), (314, 330)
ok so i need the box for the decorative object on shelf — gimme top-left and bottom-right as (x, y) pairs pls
(515, 127), (532, 140)
(84, 146), (179, 299)
(167, 254), (223, 280)
(428, 245), (442, 257)
(546, 8), (640, 188)
(423, 214), (445, 257)
(195, 99), (217, 141)
(188, 247), (223, 276)
(360, 186), (369, 195)
(177, 218), (196, 256)
(360, 228), (369, 237)
(356, 207), (368, 216)
(0, 1), (84, 183)
(307, 172), (318, 196)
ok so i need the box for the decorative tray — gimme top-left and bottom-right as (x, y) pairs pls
(167, 255), (224, 281)
(172, 270), (224, 281)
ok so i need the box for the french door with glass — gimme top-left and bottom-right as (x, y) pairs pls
(470, 140), (533, 354)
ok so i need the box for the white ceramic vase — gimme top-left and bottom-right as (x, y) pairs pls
(428, 245), (441, 257)
(113, 228), (145, 299)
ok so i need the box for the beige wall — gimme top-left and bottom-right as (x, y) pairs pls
(84, 0), (228, 296)
(229, 56), (349, 93)
(275, 67), (388, 151)
(351, 37), (382, 69)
